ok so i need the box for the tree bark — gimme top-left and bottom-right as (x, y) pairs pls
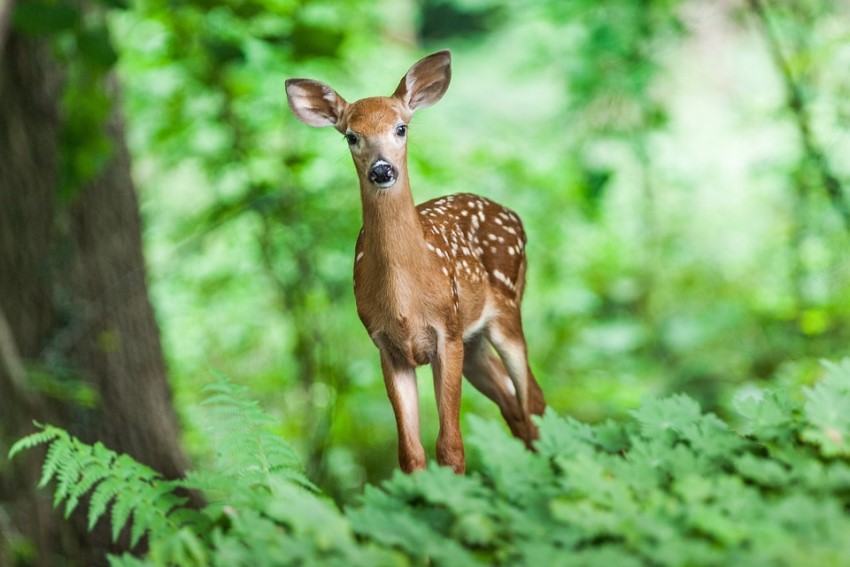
(0, 0), (13, 58)
(0, 32), (189, 566)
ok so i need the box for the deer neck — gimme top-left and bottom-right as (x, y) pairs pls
(358, 171), (429, 276)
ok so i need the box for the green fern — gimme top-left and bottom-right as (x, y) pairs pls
(8, 425), (194, 549)
(7, 424), (60, 460)
(9, 373), (318, 564)
(195, 375), (314, 492)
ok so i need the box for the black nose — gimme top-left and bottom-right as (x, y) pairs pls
(369, 160), (397, 186)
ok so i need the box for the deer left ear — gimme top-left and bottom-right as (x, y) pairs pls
(393, 50), (451, 113)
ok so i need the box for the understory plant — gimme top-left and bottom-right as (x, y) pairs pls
(10, 361), (850, 566)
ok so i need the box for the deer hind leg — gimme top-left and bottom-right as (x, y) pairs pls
(462, 334), (531, 446)
(486, 313), (546, 445)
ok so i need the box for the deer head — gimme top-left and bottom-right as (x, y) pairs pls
(285, 51), (451, 190)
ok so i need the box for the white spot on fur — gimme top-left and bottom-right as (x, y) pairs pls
(493, 269), (515, 290)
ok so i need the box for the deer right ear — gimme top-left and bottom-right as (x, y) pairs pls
(285, 79), (348, 130)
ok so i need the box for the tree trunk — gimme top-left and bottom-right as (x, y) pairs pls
(0, 32), (189, 566)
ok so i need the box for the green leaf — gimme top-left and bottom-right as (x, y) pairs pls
(265, 479), (354, 552)
(290, 21), (345, 60)
(467, 416), (553, 502)
(629, 394), (704, 439)
(734, 453), (792, 488)
(534, 409), (597, 462)
(350, 486), (482, 567)
(452, 512), (496, 546)
(111, 489), (137, 542)
(734, 390), (797, 438)
(77, 27), (119, 70)
(92, 0), (129, 9)
(12, 0), (79, 36)
(202, 37), (245, 66)
(594, 419), (630, 452)
(801, 360), (850, 456)
(7, 424), (58, 460)
(40, 439), (71, 489)
(88, 477), (121, 531)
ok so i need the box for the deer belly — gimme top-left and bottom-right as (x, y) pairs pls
(371, 321), (436, 368)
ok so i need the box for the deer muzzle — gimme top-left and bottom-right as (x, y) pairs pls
(369, 160), (398, 188)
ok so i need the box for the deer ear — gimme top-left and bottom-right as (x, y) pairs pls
(285, 78), (348, 130)
(392, 50), (451, 113)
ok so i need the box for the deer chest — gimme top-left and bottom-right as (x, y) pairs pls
(353, 271), (443, 367)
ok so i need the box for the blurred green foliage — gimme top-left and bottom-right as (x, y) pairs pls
(52, 0), (849, 498)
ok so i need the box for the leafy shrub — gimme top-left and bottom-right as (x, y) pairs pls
(10, 361), (850, 566)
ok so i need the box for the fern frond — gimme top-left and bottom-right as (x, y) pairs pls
(64, 443), (117, 518)
(88, 476), (124, 531)
(111, 488), (138, 543)
(198, 374), (315, 493)
(119, 480), (188, 548)
(40, 436), (73, 489)
(107, 553), (150, 567)
(11, 422), (200, 549)
(54, 438), (89, 510)
(7, 423), (59, 459)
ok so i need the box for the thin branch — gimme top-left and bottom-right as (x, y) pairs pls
(0, 302), (37, 405)
(747, 0), (850, 233)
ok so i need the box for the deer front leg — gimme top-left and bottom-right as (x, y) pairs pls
(431, 333), (465, 473)
(380, 351), (426, 473)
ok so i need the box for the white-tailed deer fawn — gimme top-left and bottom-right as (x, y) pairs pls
(285, 50), (545, 473)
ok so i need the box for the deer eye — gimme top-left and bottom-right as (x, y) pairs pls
(345, 133), (358, 146)
(396, 125), (407, 137)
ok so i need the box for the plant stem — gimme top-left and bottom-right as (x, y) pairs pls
(746, 0), (850, 233)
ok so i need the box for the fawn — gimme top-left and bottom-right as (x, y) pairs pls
(285, 50), (546, 473)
